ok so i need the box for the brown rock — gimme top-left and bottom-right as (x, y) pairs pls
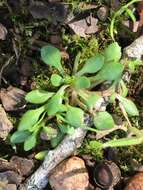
(0, 86), (26, 111)
(49, 156), (89, 190)
(124, 172), (143, 190)
(0, 105), (13, 139)
(0, 171), (22, 185)
(10, 156), (34, 176)
(5, 184), (17, 190)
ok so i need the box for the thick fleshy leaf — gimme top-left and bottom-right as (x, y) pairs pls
(47, 86), (67, 116)
(50, 74), (62, 87)
(10, 131), (31, 144)
(59, 124), (75, 135)
(94, 111), (115, 130)
(18, 106), (45, 131)
(104, 42), (121, 62)
(117, 95), (139, 116)
(25, 89), (54, 104)
(42, 126), (58, 139)
(41, 45), (64, 73)
(74, 76), (90, 89)
(76, 54), (104, 76)
(35, 150), (48, 160)
(24, 134), (37, 151)
(93, 62), (124, 81)
(66, 106), (84, 127)
(119, 80), (128, 97)
(50, 132), (64, 148)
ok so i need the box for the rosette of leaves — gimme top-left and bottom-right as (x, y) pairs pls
(10, 42), (140, 151)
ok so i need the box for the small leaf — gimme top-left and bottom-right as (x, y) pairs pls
(25, 89), (54, 104)
(50, 132), (64, 148)
(93, 62), (124, 81)
(76, 54), (104, 76)
(50, 74), (62, 87)
(47, 86), (67, 116)
(128, 59), (142, 73)
(59, 124), (75, 135)
(24, 134), (37, 151)
(104, 42), (121, 62)
(18, 106), (45, 131)
(41, 45), (64, 74)
(126, 8), (136, 23)
(43, 126), (58, 139)
(10, 131), (31, 144)
(66, 106), (84, 127)
(35, 150), (48, 160)
(119, 80), (128, 97)
(78, 90), (101, 109)
(74, 76), (90, 89)
(94, 111), (115, 130)
(117, 95), (139, 116)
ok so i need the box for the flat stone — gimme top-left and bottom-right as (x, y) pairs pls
(49, 156), (89, 190)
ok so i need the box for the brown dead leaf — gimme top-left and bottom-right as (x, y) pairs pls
(0, 86), (26, 111)
(0, 23), (7, 40)
(0, 105), (13, 140)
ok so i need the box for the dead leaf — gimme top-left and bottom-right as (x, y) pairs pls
(68, 14), (99, 37)
(0, 105), (13, 140)
(0, 86), (26, 111)
(0, 23), (7, 40)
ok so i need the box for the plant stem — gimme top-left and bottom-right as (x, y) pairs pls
(110, 0), (141, 41)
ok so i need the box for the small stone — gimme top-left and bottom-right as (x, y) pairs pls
(0, 23), (7, 40)
(0, 171), (22, 185)
(5, 184), (17, 190)
(124, 172), (143, 190)
(97, 6), (108, 21)
(0, 86), (26, 111)
(0, 105), (13, 139)
(10, 156), (34, 176)
(49, 156), (89, 190)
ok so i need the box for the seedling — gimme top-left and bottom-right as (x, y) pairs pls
(10, 42), (142, 151)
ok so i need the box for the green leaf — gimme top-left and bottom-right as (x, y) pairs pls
(50, 74), (63, 87)
(76, 54), (104, 76)
(126, 8), (136, 23)
(25, 89), (54, 104)
(93, 62), (124, 81)
(104, 42), (121, 62)
(18, 106), (45, 131)
(41, 45), (64, 74)
(10, 131), (31, 144)
(119, 80), (128, 97)
(74, 76), (90, 89)
(24, 134), (37, 151)
(59, 124), (75, 135)
(66, 106), (84, 128)
(47, 86), (67, 116)
(117, 95), (139, 116)
(128, 59), (142, 73)
(51, 132), (64, 148)
(94, 111), (115, 130)
(78, 90), (101, 109)
(35, 150), (48, 160)
(42, 126), (58, 139)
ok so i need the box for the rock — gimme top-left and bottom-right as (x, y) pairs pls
(49, 156), (89, 190)
(0, 23), (7, 40)
(0, 86), (26, 111)
(5, 184), (17, 190)
(124, 172), (143, 190)
(0, 105), (13, 139)
(0, 171), (22, 185)
(10, 156), (34, 176)
(97, 6), (108, 21)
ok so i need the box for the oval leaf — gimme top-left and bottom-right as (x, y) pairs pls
(117, 95), (139, 116)
(74, 76), (90, 89)
(94, 62), (124, 81)
(50, 74), (62, 87)
(66, 106), (84, 127)
(104, 42), (121, 62)
(24, 134), (37, 151)
(94, 111), (115, 130)
(41, 45), (63, 73)
(35, 150), (48, 160)
(18, 106), (45, 131)
(10, 131), (31, 144)
(77, 54), (104, 76)
(25, 89), (54, 104)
